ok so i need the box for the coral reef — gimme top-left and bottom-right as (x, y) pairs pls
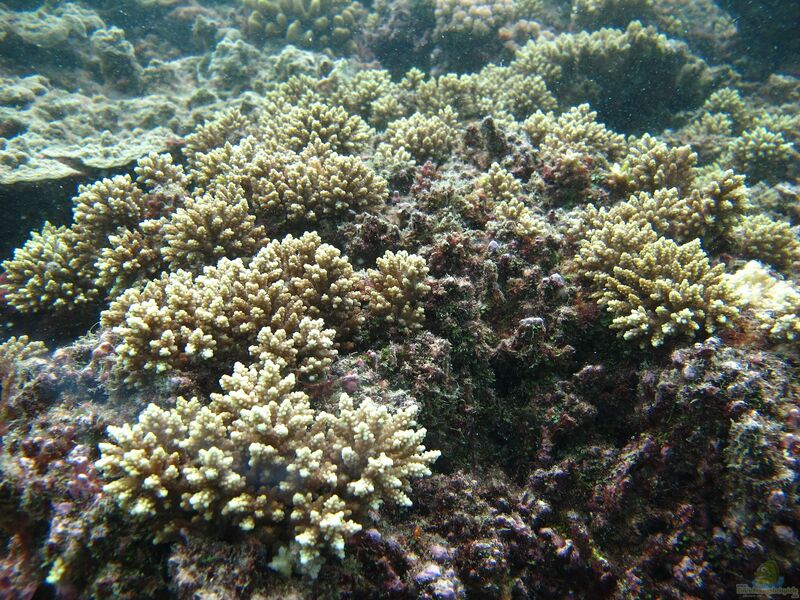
(1, 0), (799, 596)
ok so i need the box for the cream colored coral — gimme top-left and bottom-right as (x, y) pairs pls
(573, 219), (659, 288)
(95, 225), (162, 298)
(1, 160), (189, 313)
(492, 198), (549, 239)
(332, 70), (406, 127)
(434, 0), (516, 37)
(97, 354), (439, 577)
(161, 184), (268, 271)
(183, 107), (250, 166)
(731, 215), (800, 274)
(2, 223), (100, 313)
(248, 317), (337, 377)
(474, 67), (556, 120)
(189, 137), (261, 196)
(371, 143), (416, 181)
(72, 175), (146, 240)
(703, 88), (751, 132)
(250, 143), (388, 228)
(242, 0), (364, 54)
(726, 261), (800, 342)
(0, 335), (48, 392)
(614, 134), (697, 194)
(575, 168), (747, 248)
(415, 74), (479, 118)
(279, 102), (374, 155)
(685, 112), (734, 138)
(727, 126), (796, 183)
(383, 108), (459, 164)
(101, 232), (360, 383)
(691, 169), (749, 243)
(366, 251), (431, 333)
(580, 188), (705, 244)
(524, 105), (627, 166)
(476, 163), (521, 203)
(576, 222), (738, 346)
(134, 152), (188, 192)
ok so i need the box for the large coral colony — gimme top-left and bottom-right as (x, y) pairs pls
(1, 0), (799, 597)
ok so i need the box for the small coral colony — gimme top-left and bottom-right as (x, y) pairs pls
(0, 0), (799, 597)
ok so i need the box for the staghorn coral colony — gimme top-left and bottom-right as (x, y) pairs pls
(0, 0), (799, 597)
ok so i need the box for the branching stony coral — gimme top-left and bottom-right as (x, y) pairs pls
(430, 0), (524, 70)
(726, 126), (796, 184)
(477, 164), (545, 233)
(433, 0), (516, 39)
(278, 102), (374, 155)
(2, 223), (101, 313)
(134, 151), (188, 193)
(691, 169), (749, 245)
(415, 68), (553, 123)
(242, 0), (365, 54)
(473, 67), (556, 120)
(101, 232), (361, 384)
(331, 69), (407, 127)
(2, 154), (189, 313)
(575, 222), (738, 346)
(730, 215), (800, 274)
(249, 143), (388, 230)
(753, 111), (800, 147)
(475, 163), (521, 203)
(366, 250), (432, 333)
(575, 189), (697, 244)
(161, 184), (268, 271)
(71, 175), (147, 242)
(576, 167), (747, 248)
(371, 143), (416, 182)
(95, 225), (163, 298)
(183, 107), (252, 167)
(604, 237), (737, 346)
(97, 353), (439, 577)
(573, 219), (659, 286)
(2, 102), (384, 317)
(189, 136), (266, 196)
(414, 73), (479, 118)
(611, 134), (698, 195)
(523, 104), (627, 167)
(726, 261), (800, 342)
(491, 197), (550, 240)
(0, 335), (48, 394)
(683, 112), (735, 148)
(383, 108), (459, 165)
(188, 132), (387, 233)
(702, 87), (752, 133)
